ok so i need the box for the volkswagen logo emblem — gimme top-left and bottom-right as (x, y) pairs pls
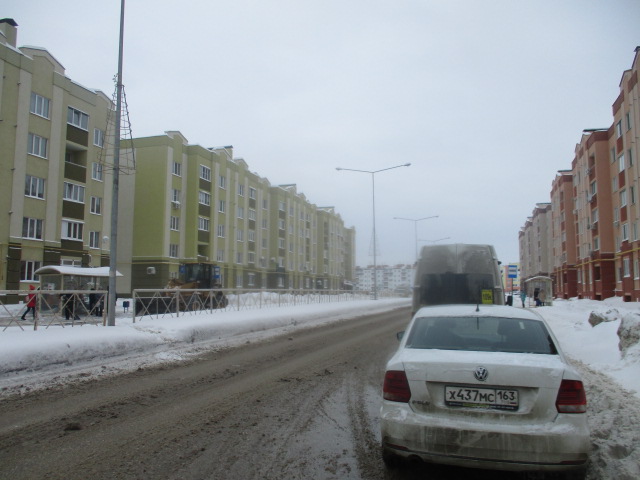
(474, 366), (489, 382)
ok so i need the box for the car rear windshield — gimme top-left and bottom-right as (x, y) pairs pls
(405, 316), (558, 354)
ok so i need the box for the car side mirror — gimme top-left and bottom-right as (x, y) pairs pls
(396, 331), (404, 341)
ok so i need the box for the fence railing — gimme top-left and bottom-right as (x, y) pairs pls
(131, 288), (373, 322)
(1, 290), (108, 331)
(1, 288), (393, 330)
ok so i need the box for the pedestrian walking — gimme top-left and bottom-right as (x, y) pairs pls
(520, 290), (526, 308)
(21, 285), (37, 320)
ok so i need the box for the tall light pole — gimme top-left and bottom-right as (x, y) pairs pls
(336, 163), (411, 299)
(107, 0), (126, 327)
(393, 216), (438, 263)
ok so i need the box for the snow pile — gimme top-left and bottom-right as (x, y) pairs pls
(536, 297), (639, 397)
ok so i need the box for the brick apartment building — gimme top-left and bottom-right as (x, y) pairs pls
(521, 47), (640, 301)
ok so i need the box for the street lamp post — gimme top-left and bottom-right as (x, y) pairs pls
(393, 216), (439, 262)
(336, 163), (411, 300)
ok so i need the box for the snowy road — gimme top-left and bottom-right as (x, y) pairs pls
(0, 306), (638, 479)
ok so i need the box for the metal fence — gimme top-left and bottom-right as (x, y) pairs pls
(1, 288), (392, 330)
(131, 288), (373, 322)
(1, 290), (108, 331)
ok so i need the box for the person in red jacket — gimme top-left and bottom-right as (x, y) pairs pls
(21, 284), (37, 320)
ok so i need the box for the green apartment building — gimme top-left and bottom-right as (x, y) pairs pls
(0, 19), (114, 294)
(119, 132), (355, 294)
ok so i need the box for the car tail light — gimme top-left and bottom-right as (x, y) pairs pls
(383, 370), (411, 403)
(556, 379), (587, 413)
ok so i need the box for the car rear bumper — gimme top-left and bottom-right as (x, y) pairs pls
(381, 402), (590, 472)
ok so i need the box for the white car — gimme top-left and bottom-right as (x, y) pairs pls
(381, 304), (590, 479)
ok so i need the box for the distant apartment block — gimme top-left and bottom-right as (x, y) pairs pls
(118, 132), (355, 294)
(354, 264), (414, 294)
(521, 46), (640, 301)
(519, 203), (552, 286)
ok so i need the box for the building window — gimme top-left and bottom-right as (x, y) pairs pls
(622, 223), (629, 241)
(237, 229), (244, 242)
(237, 206), (244, 219)
(90, 196), (102, 215)
(67, 107), (89, 130)
(89, 231), (101, 249)
(248, 272), (255, 286)
(216, 249), (224, 262)
(262, 199), (268, 210)
(278, 201), (286, 211)
(629, 148), (634, 167)
(218, 200), (226, 213)
(236, 252), (243, 264)
(21, 260), (42, 282)
(63, 182), (85, 203)
(623, 257), (631, 277)
(278, 219), (285, 230)
(199, 191), (211, 206)
(22, 217), (43, 240)
(30, 92), (51, 119)
(248, 252), (256, 264)
(626, 111), (632, 131)
(198, 216), (210, 231)
(248, 209), (256, 221)
(619, 189), (628, 207)
(591, 208), (598, 224)
(169, 244), (179, 258)
(170, 216), (179, 231)
(199, 165), (211, 181)
(61, 220), (84, 241)
(92, 162), (103, 181)
(27, 133), (48, 158)
(172, 189), (181, 202)
(261, 219), (267, 229)
(593, 236), (599, 251)
(217, 224), (225, 238)
(238, 184), (245, 196)
(25, 175), (45, 199)
(616, 120), (622, 138)
(278, 238), (285, 249)
(248, 230), (256, 242)
(172, 161), (182, 176)
(219, 175), (226, 189)
(61, 259), (81, 267)
(236, 274), (243, 287)
(249, 187), (256, 200)
(93, 128), (105, 147)
(619, 154), (625, 172)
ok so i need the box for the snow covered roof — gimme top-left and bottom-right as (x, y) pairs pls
(35, 266), (122, 277)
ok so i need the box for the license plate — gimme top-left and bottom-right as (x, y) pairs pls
(445, 385), (519, 411)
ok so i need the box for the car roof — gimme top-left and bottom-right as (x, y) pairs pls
(413, 304), (543, 322)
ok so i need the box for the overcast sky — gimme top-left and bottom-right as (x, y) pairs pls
(6, 1), (640, 267)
